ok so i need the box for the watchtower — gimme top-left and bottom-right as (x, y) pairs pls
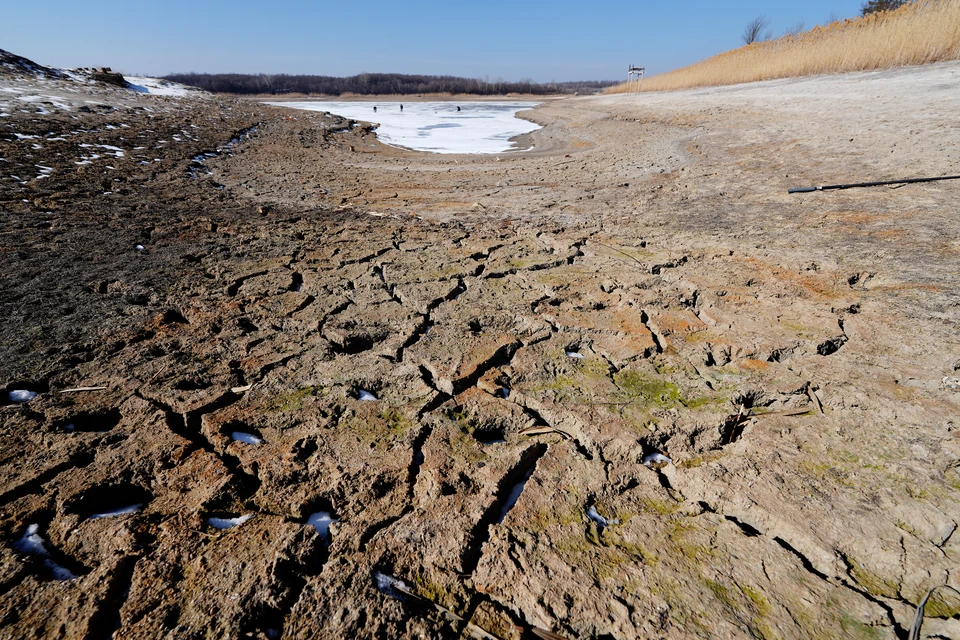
(627, 65), (645, 94)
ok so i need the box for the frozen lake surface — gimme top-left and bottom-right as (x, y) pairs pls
(265, 101), (541, 154)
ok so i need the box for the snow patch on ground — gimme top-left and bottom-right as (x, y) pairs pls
(126, 77), (195, 97)
(266, 101), (541, 154)
(13, 524), (77, 580)
(80, 143), (124, 157)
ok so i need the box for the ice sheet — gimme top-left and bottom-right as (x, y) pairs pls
(89, 504), (142, 519)
(306, 511), (338, 539)
(231, 431), (262, 445)
(8, 390), (37, 403)
(208, 514), (254, 529)
(265, 101), (541, 154)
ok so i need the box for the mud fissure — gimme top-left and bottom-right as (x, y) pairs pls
(462, 443), (548, 574)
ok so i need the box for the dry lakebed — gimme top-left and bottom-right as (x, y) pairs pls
(1, 54), (959, 639)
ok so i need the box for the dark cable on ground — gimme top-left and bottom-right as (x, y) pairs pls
(788, 175), (960, 194)
(908, 584), (960, 640)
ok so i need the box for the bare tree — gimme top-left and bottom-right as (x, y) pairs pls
(742, 15), (771, 45)
(861, 0), (907, 15)
(782, 20), (806, 37)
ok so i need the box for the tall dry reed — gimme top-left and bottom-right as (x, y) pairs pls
(608, 0), (960, 93)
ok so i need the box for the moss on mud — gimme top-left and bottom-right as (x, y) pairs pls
(614, 370), (684, 406)
(266, 386), (317, 412)
(842, 554), (900, 600)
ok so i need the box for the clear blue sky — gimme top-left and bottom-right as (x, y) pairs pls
(3, 1), (866, 81)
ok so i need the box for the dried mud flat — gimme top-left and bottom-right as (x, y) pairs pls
(1, 59), (959, 640)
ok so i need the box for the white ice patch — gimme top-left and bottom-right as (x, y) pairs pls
(586, 505), (621, 527)
(231, 431), (262, 445)
(642, 452), (672, 467)
(374, 571), (409, 599)
(566, 351), (585, 359)
(13, 524), (77, 581)
(306, 511), (338, 539)
(501, 387), (510, 399)
(126, 77), (194, 97)
(496, 465), (537, 524)
(265, 101), (541, 154)
(207, 514), (254, 530)
(357, 390), (378, 401)
(89, 504), (142, 519)
(8, 390), (37, 403)
(13, 524), (46, 555)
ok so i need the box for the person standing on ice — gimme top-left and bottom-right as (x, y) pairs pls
(373, 106), (377, 112)
(400, 104), (403, 112)
(457, 106), (461, 112)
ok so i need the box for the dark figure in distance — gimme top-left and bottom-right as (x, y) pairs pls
(457, 106), (461, 112)
(400, 104), (403, 112)
(373, 106), (377, 112)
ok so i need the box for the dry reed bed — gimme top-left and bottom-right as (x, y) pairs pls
(608, 0), (960, 93)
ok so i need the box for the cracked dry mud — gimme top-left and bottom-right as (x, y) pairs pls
(2, 60), (960, 640)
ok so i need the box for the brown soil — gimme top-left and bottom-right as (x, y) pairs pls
(1, 61), (959, 640)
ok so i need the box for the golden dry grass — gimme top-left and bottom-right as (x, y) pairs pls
(607, 0), (960, 93)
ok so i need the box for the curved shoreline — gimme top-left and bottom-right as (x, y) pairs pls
(267, 99), (545, 155)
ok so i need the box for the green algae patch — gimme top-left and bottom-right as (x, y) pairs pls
(444, 419), (488, 465)
(678, 451), (725, 469)
(841, 553), (900, 600)
(412, 573), (458, 611)
(921, 590), (960, 619)
(378, 408), (411, 436)
(638, 496), (679, 516)
(614, 370), (683, 406)
(266, 386), (317, 412)
(832, 603), (886, 640)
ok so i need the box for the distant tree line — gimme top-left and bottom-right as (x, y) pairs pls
(161, 72), (617, 96)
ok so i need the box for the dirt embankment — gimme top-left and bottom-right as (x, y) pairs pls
(1, 61), (959, 639)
